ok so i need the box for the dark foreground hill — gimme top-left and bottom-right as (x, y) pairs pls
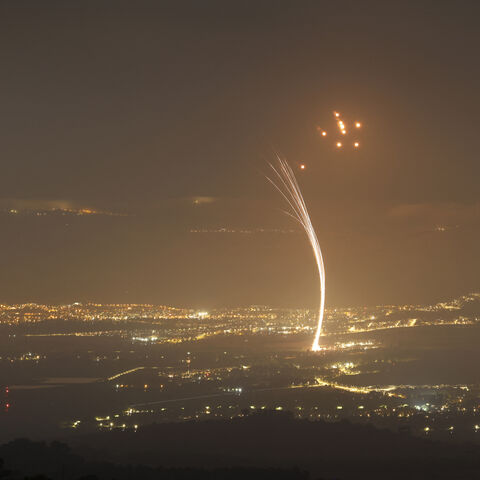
(0, 451), (306, 480)
(3, 412), (480, 479)
(69, 412), (480, 479)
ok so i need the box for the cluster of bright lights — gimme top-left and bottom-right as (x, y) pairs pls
(267, 156), (325, 351)
(317, 111), (362, 151)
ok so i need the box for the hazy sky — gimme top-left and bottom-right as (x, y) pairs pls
(0, 0), (479, 307)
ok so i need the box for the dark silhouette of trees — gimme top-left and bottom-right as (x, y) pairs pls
(0, 438), (310, 480)
(0, 459), (10, 479)
(2, 413), (480, 479)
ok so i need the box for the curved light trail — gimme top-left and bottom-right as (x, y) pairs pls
(267, 156), (326, 351)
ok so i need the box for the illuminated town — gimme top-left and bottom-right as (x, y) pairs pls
(2, 293), (480, 445)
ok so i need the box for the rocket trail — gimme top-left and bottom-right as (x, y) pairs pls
(267, 156), (325, 351)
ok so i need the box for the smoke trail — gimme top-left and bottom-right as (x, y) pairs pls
(266, 156), (325, 351)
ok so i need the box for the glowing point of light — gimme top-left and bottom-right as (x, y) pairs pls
(355, 122), (361, 128)
(336, 142), (342, 148)
(354, 142), (359, 148)
(300, 164), (305, 170)
(267, 157), (326, 352)
(322, 131), (327, 136)
(334, 112), (340, 117)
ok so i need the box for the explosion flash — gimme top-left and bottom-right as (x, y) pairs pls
(318, 111), (363, 150)
(266, 156), (325, 352)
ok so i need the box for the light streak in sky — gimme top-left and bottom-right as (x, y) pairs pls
(266, 156), (325, 351)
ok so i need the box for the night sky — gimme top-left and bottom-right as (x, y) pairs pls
(0, 0), (479, 308)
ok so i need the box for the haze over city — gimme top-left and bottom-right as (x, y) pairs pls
(1, 1), (479, 309)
